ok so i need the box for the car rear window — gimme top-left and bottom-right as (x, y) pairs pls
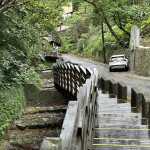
(111, 56), (124, 61)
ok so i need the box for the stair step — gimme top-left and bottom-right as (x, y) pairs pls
(94, 129), (150, 139)
(93, 141), (150, 147)
(97, 117), (145, 125)
(93, 91), (150, 150)
(97, 113), (142, 118)
(97, 124), (149, 129)
(92, 144), (150, 149)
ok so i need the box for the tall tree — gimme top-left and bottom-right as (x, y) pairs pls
(84, 0), (123, 46)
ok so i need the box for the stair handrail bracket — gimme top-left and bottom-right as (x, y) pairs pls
(52, 61), (99, 150)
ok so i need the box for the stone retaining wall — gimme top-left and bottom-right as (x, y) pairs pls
(94, 48), (130, 63)
(135, 48), (150, 77)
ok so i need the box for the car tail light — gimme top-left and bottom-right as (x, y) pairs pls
(109, 60), (114, 62)
(122, 59), (126, 61)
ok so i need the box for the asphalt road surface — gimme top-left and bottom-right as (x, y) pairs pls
(62, 54), (150, 97)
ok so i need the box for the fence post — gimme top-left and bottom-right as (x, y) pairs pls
(70, 64), (74, 99)
(109, 79), (118, 98)
(74, 66), (78, 98)
(80, 66), (87, 85)
(131, 87), (143, 112)
(117, 82), (127, 100)
(86, 67), (93, 79)
(101, 77), (109, 93)
(142, 93), (150, 119)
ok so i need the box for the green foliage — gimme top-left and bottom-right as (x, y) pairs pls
(63, 0), (150, 62)
(24, 0), (68, 33)
(58, 37), (77, 53)
(0, 8), (42, 87)
(77, 25), (121, 58)
(0, 85), (26, 138)
(38, 61), (53, 70)
(72, 0), (84, 11)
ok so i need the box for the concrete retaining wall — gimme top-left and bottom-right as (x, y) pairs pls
(24, 83), (66, 105)
(135, 48), (150, 77)
(93, 48), (130, 63)
(35, 69), (53, 79)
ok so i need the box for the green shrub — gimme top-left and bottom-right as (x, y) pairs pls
(0, 85), (26, 138)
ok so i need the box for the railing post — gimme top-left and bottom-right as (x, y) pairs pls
(74, 66), (78, 98)
(109, 79), (118, 98)
(80, 66), (87, 85)
(60, 64), (63, 90)
(70, 64), (74, 99)
(62, 64), (66, 92)
(65, 64), (69, 98)
(131, 87), (143, 112)
(86, 67), (93, 79)
(79, 71), (82, 87)
(117, 82), (127, 100)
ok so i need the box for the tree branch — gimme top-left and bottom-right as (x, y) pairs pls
(55, 0), (66, 9)
(84, 0), (123, 46)
(0, 0), (29, 14)
(113, 15), (130, 37)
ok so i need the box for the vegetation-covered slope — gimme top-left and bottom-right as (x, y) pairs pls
(59, 0), (150, 63)
(0, 0), (69, 138)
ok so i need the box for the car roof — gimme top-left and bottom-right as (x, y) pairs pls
(111, 54), (125, 57)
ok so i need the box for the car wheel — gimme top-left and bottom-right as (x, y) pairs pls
(109, 67), (112, 72)
(125, 66), (129, 71)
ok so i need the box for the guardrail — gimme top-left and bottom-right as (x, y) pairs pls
(99, 76), (150, 128)
(40, 61), (99, 150)
(53, 61), (92, 99)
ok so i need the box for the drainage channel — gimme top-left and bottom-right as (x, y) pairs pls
(1, 105), (67, 150)
(93, 90), (150, 150)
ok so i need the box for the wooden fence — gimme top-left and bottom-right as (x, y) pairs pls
(53, 61), (92, 99)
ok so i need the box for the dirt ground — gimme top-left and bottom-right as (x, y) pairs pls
(0, 104), (67, 150)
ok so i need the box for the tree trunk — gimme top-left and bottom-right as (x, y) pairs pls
(101, 16), (107, 63)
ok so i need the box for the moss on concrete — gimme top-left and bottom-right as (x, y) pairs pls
(24, 83), (66, 105)
(135, 48), (150, 77)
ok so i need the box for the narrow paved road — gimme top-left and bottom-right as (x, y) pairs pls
(62, 54), (150, 97)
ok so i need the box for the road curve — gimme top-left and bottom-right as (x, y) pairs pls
(62, 54), (150, 97)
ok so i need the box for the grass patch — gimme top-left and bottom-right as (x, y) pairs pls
(38, 60), (53, 70)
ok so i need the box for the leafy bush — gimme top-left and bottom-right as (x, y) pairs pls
(0, 8), (42, 87)
(0, 85), (26, 138)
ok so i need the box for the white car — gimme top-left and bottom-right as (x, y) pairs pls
(109, 54), (129, 72)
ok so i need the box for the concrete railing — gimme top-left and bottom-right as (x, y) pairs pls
(99, 76), (150, 128)
(40, 62), (99, 150)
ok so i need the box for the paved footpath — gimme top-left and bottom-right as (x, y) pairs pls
(92, 90), (150, 150)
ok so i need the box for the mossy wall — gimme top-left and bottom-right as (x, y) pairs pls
(135, 48), (150, 77)
(92, 49), (130, 63)
(24, 83), (66, 105)
(37, 70), (53, 79)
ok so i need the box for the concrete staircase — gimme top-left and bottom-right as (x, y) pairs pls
(93, 90), (150, 150)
